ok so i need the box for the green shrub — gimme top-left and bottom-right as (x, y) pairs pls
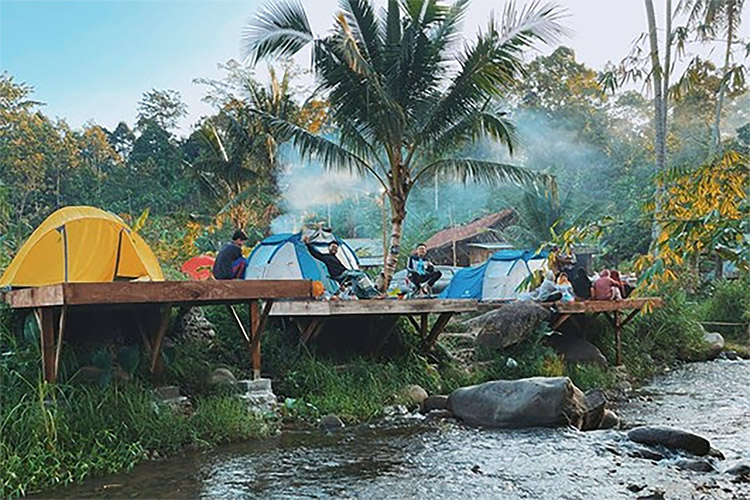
(695, 278), (750, 343)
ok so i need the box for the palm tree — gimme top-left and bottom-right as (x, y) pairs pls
(680, 0), (746, 155)
(241, 0), (565, 287)
(191, 67), (318, 231)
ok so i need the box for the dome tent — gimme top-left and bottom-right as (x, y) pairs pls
(0, 206), (164, 287)
(440, 249), (547, 301)
(244, 229), (359, 293)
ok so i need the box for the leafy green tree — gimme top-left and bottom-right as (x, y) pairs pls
(242, 0), (565, 286)
(680, 0), (747, 154)
(136, 89), (188, 132)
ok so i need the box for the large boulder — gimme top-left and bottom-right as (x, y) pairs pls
(470, 303), (551, 350)
(448, 377), (587, 429)
(399, 384), (428, 407)
(627, 426), (711, 456)
(581, 389), (607, 430)
(548, 334), (608, 366)
(703, 331), (725, 359)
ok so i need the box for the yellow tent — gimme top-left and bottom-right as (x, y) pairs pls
(0, 206), (164, 287)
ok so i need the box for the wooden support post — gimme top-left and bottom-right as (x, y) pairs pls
(422, 312), (453, 351)
(406, 315), (421, 333)
(227, 305), (250, 343)
(249, 300), (261, 380)
(551, 313), (572, 330)
(54, 306), (67, 379)
(36, 308), (57, 383)
(300, 318), (324, 345)
(372, 316), (400, 358)
(420, 313), (428, 340)
(150, 304), (173, 380)
(614, 310), (622, 367)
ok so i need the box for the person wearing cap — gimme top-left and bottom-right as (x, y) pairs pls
(212, 229), (249, 280)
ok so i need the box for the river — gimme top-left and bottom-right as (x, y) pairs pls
(38, 359), (750, 499)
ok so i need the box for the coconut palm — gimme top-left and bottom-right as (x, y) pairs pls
(679, 0), (746, 155)
(242, 0), (566, 286)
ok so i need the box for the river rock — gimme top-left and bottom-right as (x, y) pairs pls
(399, 384), (428, 406)
(599, 409), (619, 429)
(581, 389), (607, 431)
(209, 368), (237, 387)
(548, 334), (608, 366)
(177, 306), (216, 339)
(627, 426), (711, 456)
(319, 414), (344, 430)
(703, 331), (725, 359)
(471, 303), (551, 350)
(726, 463), (750, 476)
(421, 395), (449, 413)
(673, 457), (717, 473)
(447, 377), (587, 429)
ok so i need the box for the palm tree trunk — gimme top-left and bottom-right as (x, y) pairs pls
(382, 194), (406, 290)
(645, 0), (667, 248)
(709, 4), (735, 156)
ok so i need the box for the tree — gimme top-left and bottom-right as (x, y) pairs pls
(680, 0), (747, 155)
(136, 89), (187, 132)
(191, 65), (325, 233)
(242, 0), (565, 286)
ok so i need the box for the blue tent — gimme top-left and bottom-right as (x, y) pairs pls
(244, 231), (359, 293)
(440, 249), (547, 301)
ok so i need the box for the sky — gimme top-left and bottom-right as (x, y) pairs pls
(1, 0), (748, 135)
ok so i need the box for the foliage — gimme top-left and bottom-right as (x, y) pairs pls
(634, 151), (749, 289)
(242, 0), (564, 285)
(695, 277), (750, 342)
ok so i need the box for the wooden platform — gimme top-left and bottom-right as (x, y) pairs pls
(3, 280), (316, 383)
(270, 298), (478, 316)
(270, 298), (479, 352)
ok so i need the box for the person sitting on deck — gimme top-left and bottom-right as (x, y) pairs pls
(571, 268), (592, 300)
(407, 243), (442, 296)
(556, 272), (575, 302)
(302, 235), (379, 299)
(212, 229), (248, 280)
(610, 269), (633, 298)
(592, 269), (622, 301)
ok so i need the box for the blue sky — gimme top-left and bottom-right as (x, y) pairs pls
(1, 0), (261, 130)
(2, 0), (748, 135)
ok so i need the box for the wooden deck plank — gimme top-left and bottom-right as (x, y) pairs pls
(269, 298), (478, 317)
(4, 280), (315, 308)
(553, 297), (663, 313)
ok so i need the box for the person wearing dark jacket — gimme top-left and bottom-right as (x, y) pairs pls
(212, 230), (248, 280)
(303, 234), (378, 298)
(407, 243), (442, 293)
(571, 267), (592, 300)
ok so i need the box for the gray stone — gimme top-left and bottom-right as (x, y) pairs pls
(209, 368), (237, 386)
(399, 384), (428, 407)
(726, 464), (750, 476)
(581, 389), (607, 431)
(237, 378), (272, 393)
(382, 404), (409, 417)
(673, 458), (717, 473)
(628, 446), (666, 461)
(425, 409), (454, 422)
(719, 350), (740, 361)
(470, 303), (551, 350)
(421, 395), (449, 413)
(447, 377), (587, 429)
(703, 331), (725, 359)
(153, 385), (180, 401)
(178, 307), (216, 339)
(599, 409), (619, 430)
(627, 426), (711, 456)
(549, 334), (608, 366)
(320, 414), (344, 430)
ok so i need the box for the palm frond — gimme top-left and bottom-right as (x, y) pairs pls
(241, 0), (314, 64)
(412, 158), (555, 191)
(248, 108), (388, 188)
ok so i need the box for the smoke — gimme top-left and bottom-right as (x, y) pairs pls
(270, 144), (379, 234)
(270, 109), (618, 239)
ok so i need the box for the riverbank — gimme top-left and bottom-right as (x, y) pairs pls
(32, 358), (750, 499)
(2, 279), (748, 498)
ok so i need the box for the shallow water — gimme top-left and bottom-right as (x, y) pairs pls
(38, 360), (750, 499)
